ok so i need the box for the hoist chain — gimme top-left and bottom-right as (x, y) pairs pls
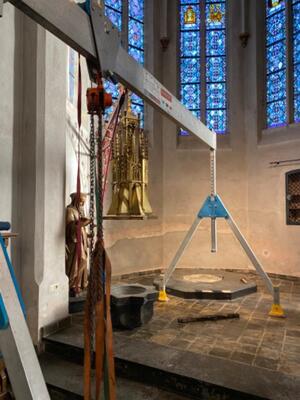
(210, 149), (217, 198)
(87, 112), (104, 358)
(89, 114), (96, 259)
(96, 114), (104, 304)
(86, 114), (96, 360)
(97, 114), (104, 243)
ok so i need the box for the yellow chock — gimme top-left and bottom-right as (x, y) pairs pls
(269, 304), (285, 318)
(158, 289), (169, 302)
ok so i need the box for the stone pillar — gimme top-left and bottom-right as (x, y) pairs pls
(20, 17), (69, 344)
(0, 4), (15, 228)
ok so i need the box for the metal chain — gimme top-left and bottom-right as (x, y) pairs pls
(87, 113), (96, 355)
(97, 113), (104, 243)
(96, 113), (105, 305)
(210, 149), (217, 198)
(89, 114), (96, 260)
(86, 107), (105, 359)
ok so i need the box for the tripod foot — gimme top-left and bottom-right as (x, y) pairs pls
(269, 304), (285, 318)
(158, 289), (169, 302)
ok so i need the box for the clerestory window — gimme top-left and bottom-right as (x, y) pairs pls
(265, 0), (300, 128)
(179, 0), (228, 135)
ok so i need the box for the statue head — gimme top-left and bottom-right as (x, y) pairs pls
(70, 192), (87, 208)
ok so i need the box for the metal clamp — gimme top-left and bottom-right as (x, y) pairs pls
(0, 234), (26, 319)
(0, 222), (10, 231)
(0, 296), (8, 330)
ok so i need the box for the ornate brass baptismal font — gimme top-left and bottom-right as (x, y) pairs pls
(107, 102), (153, 218)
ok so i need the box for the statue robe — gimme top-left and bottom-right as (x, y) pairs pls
(65, 204), (88, 293)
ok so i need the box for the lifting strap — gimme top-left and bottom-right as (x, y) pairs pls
(102, 89), (126, 199)
(83, 1), (117, 395)
(84, 81), (116, 400)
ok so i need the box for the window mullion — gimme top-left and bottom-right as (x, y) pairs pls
(263, 3), (267, 128)
(286, 0), (294, 124)
(200, 0), (206, 123)
(265, 1), (288, 128)
(123, 0), (129, 49)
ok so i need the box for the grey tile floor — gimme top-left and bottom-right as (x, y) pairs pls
(110, 272), (300, 378)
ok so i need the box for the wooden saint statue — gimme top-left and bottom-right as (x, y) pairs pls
(65, 192), (91, 297)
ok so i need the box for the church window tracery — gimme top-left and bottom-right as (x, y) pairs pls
(179, 0), (227, 135)
(104, 0), (145, 123)
(265, 0), (300, 128)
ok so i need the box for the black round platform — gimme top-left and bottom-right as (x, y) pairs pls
(154, 269), (257, 300)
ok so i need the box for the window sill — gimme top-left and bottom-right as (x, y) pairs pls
(177, 132), (231, 151)
(259, 123), (300, 146)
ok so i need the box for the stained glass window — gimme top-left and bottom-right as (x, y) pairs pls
(68, 49), (77, 104)
(104, 0), (122, 30)
(179, 1), (227, 135)
(104, 0), (123, 119)
(180, 2), (201, 135)
(128, 0), (145, 123)
(206, 0), (227, 133)
(293, 0), (300, 122)
(265, 0), (300, 128)
(104, 0), (144, 124)
(265, 0), (287, 128)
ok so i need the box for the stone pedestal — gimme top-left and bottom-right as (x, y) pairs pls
(111, 284), (158, 330)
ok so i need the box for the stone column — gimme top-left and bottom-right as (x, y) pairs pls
(19, 17), (69, 344)
(0, 4), (15, 230)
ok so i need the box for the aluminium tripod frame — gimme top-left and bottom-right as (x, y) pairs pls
(159, 150), (285, 318)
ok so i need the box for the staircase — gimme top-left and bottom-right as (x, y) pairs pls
(40, 315), (191, 400)
(40, 352), (181, 400)
(40, 313), (266, 400)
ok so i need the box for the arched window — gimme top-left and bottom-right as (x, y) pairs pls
(286, 169), (300, 225)
(128, 0), (144, 118)
(68, 48), (77, 104)
(104, 0), (145, 123)
(179, 0), (227, 135)
(105, 0), (122, 31)
(265, 0), (300, 128)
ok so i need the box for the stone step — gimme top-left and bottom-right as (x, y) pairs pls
(43, 327), (267, 400)
(40, 353), (187, 400)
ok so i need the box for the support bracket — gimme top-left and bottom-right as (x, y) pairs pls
(198, 195), (229, 219)
(0, 296), (8, 330)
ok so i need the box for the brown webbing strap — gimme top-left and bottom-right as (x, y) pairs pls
(83, 304), (92, 400)
(84, 72), (117, 399)
(95, 299), (105, 398)
(104, 251), (116, 399)
(85, 2), (117, 393)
